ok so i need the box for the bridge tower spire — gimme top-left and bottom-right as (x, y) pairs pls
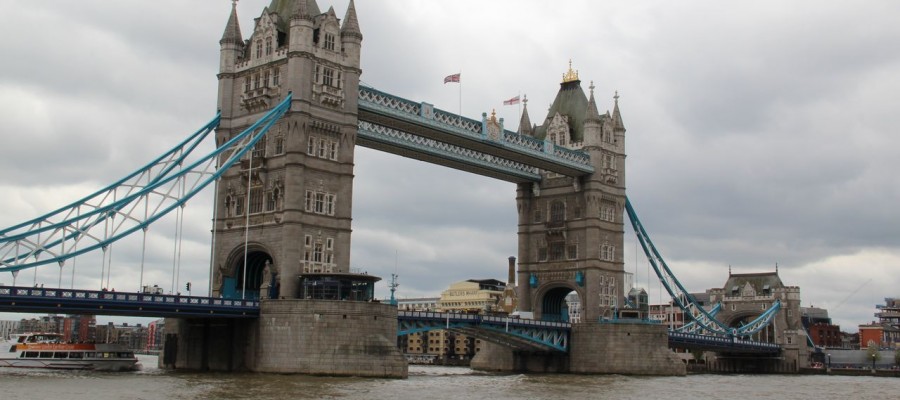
(515, 63), (628, 323)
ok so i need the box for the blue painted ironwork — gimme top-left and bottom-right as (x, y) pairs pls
(625, 197), (782, 338)
(397, 311), (569, 352)
(0, 94), (292, 273)
(0, 285), (258, 318)
(674, 303), (722, 334)
(357, 86), (593, 178)
(357, 120), (541, 181)
(669, 331), (780, 354)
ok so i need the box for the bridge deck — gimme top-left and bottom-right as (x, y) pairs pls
(0, 286), (259, 319)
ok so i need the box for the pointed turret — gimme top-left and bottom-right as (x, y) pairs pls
(220, 1), (243, 46)
(612, 91), (625, 132)
(518, 95), (533, 136)
(340, 0), (362, 70)
(341, 0), (363, 40)
(584, 82), (602, 123)
(582, 82), (603, 148)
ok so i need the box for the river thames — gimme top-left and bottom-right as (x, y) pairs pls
(2, 355), (899, 399)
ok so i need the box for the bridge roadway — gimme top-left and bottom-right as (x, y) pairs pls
(0, 285), (780, 355)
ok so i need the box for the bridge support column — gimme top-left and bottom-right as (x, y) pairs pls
(251, 299), (407, 378)
(569, 322), (685, 376)
(160, 318), (253, 371)
(470, 341), (567, 373)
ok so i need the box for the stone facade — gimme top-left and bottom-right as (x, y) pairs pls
(515, 68), (627, 323)
(569, 322), (686, 376)
(253, 299), (407, 377)
(213, 0), (362, 300)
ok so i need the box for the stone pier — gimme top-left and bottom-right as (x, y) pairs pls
(161, 299), (408, 378)
(569, 322), (686, 376)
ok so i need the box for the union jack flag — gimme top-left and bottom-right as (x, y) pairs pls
(443, 73), (460, 84)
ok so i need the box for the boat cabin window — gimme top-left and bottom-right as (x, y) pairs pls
(54, 352), (68, 359)
(7, 345), (15, 353)
(22, 351), (39, 358)
(118, 352), (133, 358)
(69, 352), (83, 359)
(83, 352), (96, 358)
(39, 352), (53, 358)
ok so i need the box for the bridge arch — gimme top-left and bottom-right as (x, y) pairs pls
(222, 243), (276, 300)
(724, 310), (776, 342)
(536, 284), (579, 322)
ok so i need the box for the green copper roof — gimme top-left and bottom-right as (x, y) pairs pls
(534, 80), (590, 142)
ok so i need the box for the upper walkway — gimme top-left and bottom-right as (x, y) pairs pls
(357, 86), (594, 183)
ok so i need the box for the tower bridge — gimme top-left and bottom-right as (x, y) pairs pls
(0, 0), (811, 377)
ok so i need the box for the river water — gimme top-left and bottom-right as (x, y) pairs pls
(2, 355), (899, 399)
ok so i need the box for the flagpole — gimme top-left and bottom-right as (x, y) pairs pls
(458, 69), (462, 117)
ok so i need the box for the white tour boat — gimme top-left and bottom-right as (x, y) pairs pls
(1, 333), (141, 371)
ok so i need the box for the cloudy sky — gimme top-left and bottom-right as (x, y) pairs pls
(1, 0), (898, 331)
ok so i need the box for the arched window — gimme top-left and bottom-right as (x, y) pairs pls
(265, 37), (273, 55)
(550, 201), (565, 226)
(256, 40), (262, 58)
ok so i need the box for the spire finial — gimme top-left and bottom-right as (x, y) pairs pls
(562, 59), (579, 83)
(590, 80), (595, 95)
(232, 0), (238, 9)
(523, 94), (528, 106)
(614, 90), (619, 103)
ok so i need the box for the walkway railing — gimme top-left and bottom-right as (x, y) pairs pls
(0, 285), (259, 318)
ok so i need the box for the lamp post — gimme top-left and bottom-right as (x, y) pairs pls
(827, 353), (831, 370)
(872, 353), (877, 371)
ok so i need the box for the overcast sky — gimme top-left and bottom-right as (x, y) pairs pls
(1, 1), (898, 332)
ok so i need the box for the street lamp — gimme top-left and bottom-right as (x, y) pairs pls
(827, 353), (831, 369)
(872, 353), (877, 371)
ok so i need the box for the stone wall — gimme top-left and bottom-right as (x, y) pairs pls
(569, 322), (686, 375)
(160, 317), (254, 371)
(252, 299), (407, 378)
(470, 340), (568, 373)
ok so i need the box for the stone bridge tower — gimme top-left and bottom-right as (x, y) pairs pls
(213, 0), (362, 300)
(515, 64), (627, 323)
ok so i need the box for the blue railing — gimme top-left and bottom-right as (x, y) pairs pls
(0, 286), (259, 318)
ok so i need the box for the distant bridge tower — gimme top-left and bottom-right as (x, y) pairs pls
(515, 64), (627, 323)
(707, 269), (809, 371)
(213, 0), (362, 300)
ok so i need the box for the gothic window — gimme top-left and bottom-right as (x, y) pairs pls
(603, 153), (616, 170)
(329, 141), (338, 160)
(601, 243), (615, 261)
(256, 40), (262, 58)
(263, 71), (270, 87)
(600, 202), (616, 222)
(235, 196), (245, 216)
(550, 201), (565, 226)
(265, 190), (276, 212)
(307, 137), (315, 155)
(324, 33), (335, 51)
(538, 247), (548, 261)
(559, 132), (567, 146)
(305, 235), (312, 247)
(322, 68), (334, 87)
(533, 209), (542, 223)
(313, 242), (324, 262)
(248, 187), (264, 214)
(265, 37), (273, 55)
(549, 241), (565, 261)
(272, 68), (280, 86)
(244, 77), (250, 93)
(254, 74), (260, 90)
(567, 243), (578, 260)
(274, 136), (284, 155)
(305, 190), (336, 216)
(326, 238), (334, 250)
(318, 138), (327, 158)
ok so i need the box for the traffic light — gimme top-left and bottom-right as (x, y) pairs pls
(185, 282), (191, 291)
